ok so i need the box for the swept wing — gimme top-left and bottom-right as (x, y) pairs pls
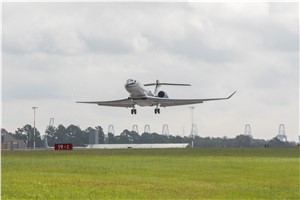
(147, 91), (236, 107)
(76, 98), (134, 108)
(76, 91), (236, 108)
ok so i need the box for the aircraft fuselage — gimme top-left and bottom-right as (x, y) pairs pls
(125, 79), (154, 99)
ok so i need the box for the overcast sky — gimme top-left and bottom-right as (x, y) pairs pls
(2, 2), (299, 141)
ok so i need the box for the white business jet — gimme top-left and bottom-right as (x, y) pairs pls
(77, 79), (236, 114)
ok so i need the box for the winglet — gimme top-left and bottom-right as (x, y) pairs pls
(227, 91), (237, 99)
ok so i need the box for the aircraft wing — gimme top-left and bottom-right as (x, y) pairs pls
(76, 98), (134, 108)
(147, 91), (236, 107)
(76, 91), (236, 108)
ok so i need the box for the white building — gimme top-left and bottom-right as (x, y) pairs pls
(86, 143), (189, 149)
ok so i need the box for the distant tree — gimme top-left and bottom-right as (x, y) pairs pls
(251, 138), (267, 147)
(13, 128), (27, 143)
(67, 125), (82, 146)
(151, 133), (164, 143)
(54, 124), (68, 143)
(95, 126), (105, 144)
(14, 124), (42, 148)
(86, 127), (96, 145)
(76, 126), (88, 146)
(107, 132), (116, 144)
(129, 131), (140, 143)
(235, 135), (252, 147)
(268, 137), (283, 147)
(119, 129), (131, 144)
(167, 135), (176, 143)
(167, 135), (184, 143)
(6, 124), (298, 148)
(194, 136), (207, 147)
(161, 135), (169, 143)
(45, 125), (57, 147)
(183, 136), (192, 145)
(140, 132), (151, 143)
(268, 137), (295, 147)
(116, 129), (140, 144)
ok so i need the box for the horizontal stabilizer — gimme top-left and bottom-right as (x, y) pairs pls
(144, 83), (191, 86)
(144, 80), (191, 87)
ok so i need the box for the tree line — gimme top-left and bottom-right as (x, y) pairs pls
(2, 124), (297, 148)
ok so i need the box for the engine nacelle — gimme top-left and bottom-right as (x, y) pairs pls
(157, 91), (169, 98)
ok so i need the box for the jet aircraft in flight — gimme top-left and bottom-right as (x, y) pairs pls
(77, 79), (236, 114)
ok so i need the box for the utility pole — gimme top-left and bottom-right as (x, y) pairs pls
(32, 107), (38, 149)
(189, 106), (198, 147)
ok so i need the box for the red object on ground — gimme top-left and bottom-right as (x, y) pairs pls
(54, 143), (73, 150)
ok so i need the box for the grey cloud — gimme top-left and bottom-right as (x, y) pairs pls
(253, 68), (296, 89)
(3, 81), (67, 101)
(3, 30), (87, 56)
(157, 37), (237, 63)
(81, 35), (132, 55)
(231, 16), (299, 52)
(262, 24), (299, 52)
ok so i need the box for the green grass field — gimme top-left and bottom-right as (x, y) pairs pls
(1, 148), (299, 199)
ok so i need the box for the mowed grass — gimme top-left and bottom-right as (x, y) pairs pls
(1, 148), (299, 199)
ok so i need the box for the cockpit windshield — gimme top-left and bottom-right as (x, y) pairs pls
(125, 79), (136, 86)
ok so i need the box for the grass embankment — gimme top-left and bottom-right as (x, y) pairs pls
(2, 148), (299, 199)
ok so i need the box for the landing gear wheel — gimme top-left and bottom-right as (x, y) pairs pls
(154, 108), (160, 114)
(131, 108), (137, 115)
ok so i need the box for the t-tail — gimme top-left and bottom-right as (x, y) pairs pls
(144, 80), (191, 96)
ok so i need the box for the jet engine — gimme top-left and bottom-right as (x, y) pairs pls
(157, 91), (169, 98)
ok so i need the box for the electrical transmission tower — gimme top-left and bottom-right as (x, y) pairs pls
(189, 107), (199, 138)
(244, 124), (253, 138)
(132, 124), (139, 134)
(144, 125), (151, 133)
(108, 125), (115, 135)
(162, 124), (169, 136)
(276, 124), (287, 142)
(44, 118), (54, 148)
(106, 125), (115, 144)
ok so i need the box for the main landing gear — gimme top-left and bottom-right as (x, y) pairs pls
(130, 105), (161, 115)
(131, 108), (137, 115)
(154, 108), (160, 114)
(154, 105), (161, 114)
